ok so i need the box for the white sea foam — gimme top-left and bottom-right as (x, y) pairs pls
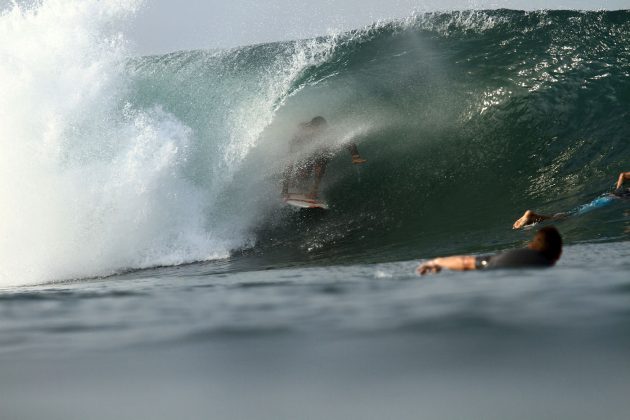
(0, 0), (347, 286)
(0, 0), (229, 286)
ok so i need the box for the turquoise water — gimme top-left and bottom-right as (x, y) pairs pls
(2, 3), (630, 419)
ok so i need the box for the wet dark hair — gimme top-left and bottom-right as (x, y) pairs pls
(309, 116), (327, 127)
(530, 226), (563, 262)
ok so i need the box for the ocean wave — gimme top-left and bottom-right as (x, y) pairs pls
(2, 4), (630, 285)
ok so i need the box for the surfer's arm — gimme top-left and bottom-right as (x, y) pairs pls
(347, 143), (366, 164)
(416, 256), (477, 275)
(615, 172), (630, 189)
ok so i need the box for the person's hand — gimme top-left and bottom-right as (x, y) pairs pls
(352, 155), (367, 165)
(416, 260), (442, 275)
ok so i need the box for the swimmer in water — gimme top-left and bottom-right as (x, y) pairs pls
(281, 116), (366, 199)
(512, 171), (630, 229)
(417, 226), (562, 275)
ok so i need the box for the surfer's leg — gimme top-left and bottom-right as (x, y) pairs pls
(574, 194), (618, 215)
(308, 164), (326, 198)
(281, 163), (294, 196)
(291, 157), (316, 187)
(513, 210), (566, 229)
(308, 158), (329, 198)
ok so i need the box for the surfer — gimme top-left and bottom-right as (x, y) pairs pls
(512, 171), (630, 229)
(417, 226), (562, 275)
(281, 116), (367, 199)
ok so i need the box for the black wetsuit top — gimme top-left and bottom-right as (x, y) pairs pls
(475, 248), (554, 270)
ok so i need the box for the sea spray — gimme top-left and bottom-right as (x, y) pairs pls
(2, 6), (630, 286)
(0, 0), (224, 286)
(0, 0), (349, 286)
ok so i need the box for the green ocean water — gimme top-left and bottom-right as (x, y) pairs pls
(127, 9), (630, 269)
(2, 5), (630, 419)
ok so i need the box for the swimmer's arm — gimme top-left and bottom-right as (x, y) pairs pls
(416, 256), (477, 275)
(616, 172), (630, 189)
(346, 143), (367, 164)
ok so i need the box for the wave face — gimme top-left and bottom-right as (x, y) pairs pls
(2, 3), (630, 285)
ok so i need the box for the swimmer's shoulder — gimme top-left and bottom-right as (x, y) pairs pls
(487, 248), (553, 268)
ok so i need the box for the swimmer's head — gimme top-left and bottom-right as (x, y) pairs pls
(528, 226), (562, 262)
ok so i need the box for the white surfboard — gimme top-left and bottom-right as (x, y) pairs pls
(283, 193), (329, 210)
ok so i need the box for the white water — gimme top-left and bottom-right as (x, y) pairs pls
(0, 0), (225, 286)
(0, 0), (347, 286)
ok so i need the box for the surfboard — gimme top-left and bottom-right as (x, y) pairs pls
(283, 193), (329, 210)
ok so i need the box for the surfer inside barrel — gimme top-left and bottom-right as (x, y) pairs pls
(281, 116), (367, 199)
(513, 171), (630, 229)
(417, 226), (563, 275)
